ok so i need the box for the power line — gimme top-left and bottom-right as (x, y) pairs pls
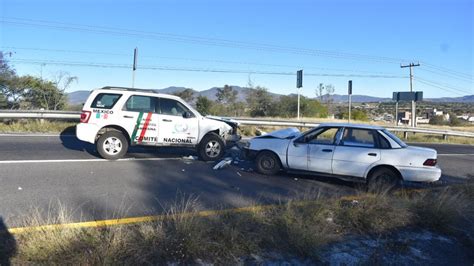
(0, 17), (410, 64)
(9, 58), (408, 78)
(421, 61), (472, 79)
(416, 77), (473, 94)
(3, 17), (471, 78)
(415, 79), (466, 96)
(415, 77), (472, 95)
(418, 67), (472, 83)
(1, 46), (404, 76)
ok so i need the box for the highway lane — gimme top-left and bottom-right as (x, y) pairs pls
(0, 134), (472, 227)
(0, 134), (354, 227)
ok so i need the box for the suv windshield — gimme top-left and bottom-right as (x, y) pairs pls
(382, 129), (408, 148)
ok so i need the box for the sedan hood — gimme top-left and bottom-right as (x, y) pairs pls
(255, 127), (301, 139)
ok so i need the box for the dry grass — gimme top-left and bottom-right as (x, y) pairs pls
(0, 120), (75, 133)
(6, 184), (474, 264)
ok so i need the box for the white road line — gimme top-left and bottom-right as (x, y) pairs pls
(0, 157), (181, 164)
(0, 134), (69, 137)
(438, 154), (474, 156)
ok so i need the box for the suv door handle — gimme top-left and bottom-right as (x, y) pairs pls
(123, 115), (133, 119)
(322, 149), (333, 152)
(368, 153), (377, 156)
(162, 119), (172, 122)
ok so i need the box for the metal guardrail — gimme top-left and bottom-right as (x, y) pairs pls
(0, 110), (80, 119)
(1, 110), (474, 139)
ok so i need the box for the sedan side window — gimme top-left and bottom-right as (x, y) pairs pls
(305, 127), (339, 145)
(340, 128), (376, 148)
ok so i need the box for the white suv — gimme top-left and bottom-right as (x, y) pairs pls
(76, 86), (239, 160)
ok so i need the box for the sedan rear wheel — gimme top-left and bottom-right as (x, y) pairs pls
(367, 167), (401, 193)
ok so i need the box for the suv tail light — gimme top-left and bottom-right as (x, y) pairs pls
(423, 159), (437, 166)
(80, 110), (91, 123)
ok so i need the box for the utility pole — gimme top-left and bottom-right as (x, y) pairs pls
(348, 80), (352, 123)
(400, 62), (420, 127)
(296, 70), (303, 120)
(132, 47), (138, 88)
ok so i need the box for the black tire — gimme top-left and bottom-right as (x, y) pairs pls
(97, 131), (129, 160)
(367, 167), (401, 193)
(256, 151), (281, 175)
(198, 133), (225, 161)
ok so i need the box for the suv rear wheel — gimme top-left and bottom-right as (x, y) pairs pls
(97, 131), (128, 160)
(198, 133), (225, 161)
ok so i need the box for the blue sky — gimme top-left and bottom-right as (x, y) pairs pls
(1, 0), (472, 98)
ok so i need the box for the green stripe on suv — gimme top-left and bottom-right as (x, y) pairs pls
(131, 112), (144, 142)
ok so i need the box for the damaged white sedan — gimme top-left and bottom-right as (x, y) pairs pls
(245, 123), (441, 187)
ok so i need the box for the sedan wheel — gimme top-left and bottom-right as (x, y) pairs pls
(256, 151), (281, 175)
(367, 167), (401, 193)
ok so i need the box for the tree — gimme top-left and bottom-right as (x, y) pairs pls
(173, 88), (195, 103)
(315, 83), (335, 115)
(0, 93), (7, 109)
(195, 95), (213, 115)
(449, 114), (464, 126)
(0, 51), (22, 109)
(2, 75), (31, 109)
(338, 109), (369, 121)
(216, 85), (237, 105)
(52, 72), (77, 110)
(25, 76), (68, 110)
(429, 115), (445, 125)
(246, 86), (273, 117)
(273, 95), (327, 118)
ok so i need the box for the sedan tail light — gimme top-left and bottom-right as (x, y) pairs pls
(423, 159), (437, 166)
(80, 110), (91, 123)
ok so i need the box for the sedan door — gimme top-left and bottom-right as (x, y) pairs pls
(307, 127), (341, 174)
(332, 128), (381, 178)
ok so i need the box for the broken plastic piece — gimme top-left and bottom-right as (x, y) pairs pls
(213, 158), (233, 170)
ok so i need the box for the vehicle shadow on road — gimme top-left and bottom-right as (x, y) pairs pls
(59, 126), (198, 159)
(0, 217), (16, 265)
(59, 126), (99, 157)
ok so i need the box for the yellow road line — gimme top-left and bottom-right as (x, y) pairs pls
(8, 188), (424, 234)
(7, 203), (276, 234)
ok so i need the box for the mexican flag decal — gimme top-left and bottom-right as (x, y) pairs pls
(131, 112), (153, 143)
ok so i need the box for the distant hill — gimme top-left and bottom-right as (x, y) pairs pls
(424, 95), (474, 103)
(67, 86), (474, 105)
(67, 90), (91, 105)
(330, 94), (390, 103)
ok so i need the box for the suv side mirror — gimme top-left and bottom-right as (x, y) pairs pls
(183, 111), (193, 118)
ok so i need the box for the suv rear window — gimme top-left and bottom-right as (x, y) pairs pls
(91, 93), (122, 109)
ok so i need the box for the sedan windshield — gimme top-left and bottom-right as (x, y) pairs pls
(382, 129), (408, 148)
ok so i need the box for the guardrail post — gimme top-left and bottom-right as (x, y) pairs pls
(403, 131), (408, 139)
(39, 108), (45, 124)
(443, 134), (448, 141)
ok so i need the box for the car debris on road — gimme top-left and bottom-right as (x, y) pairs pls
(213, 157), (233, 170)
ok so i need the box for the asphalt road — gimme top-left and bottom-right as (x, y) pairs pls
(0, 133), (472, 227)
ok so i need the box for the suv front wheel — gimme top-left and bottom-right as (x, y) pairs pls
(198, 133), (225, 161)
(97, 131), (129, 160)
